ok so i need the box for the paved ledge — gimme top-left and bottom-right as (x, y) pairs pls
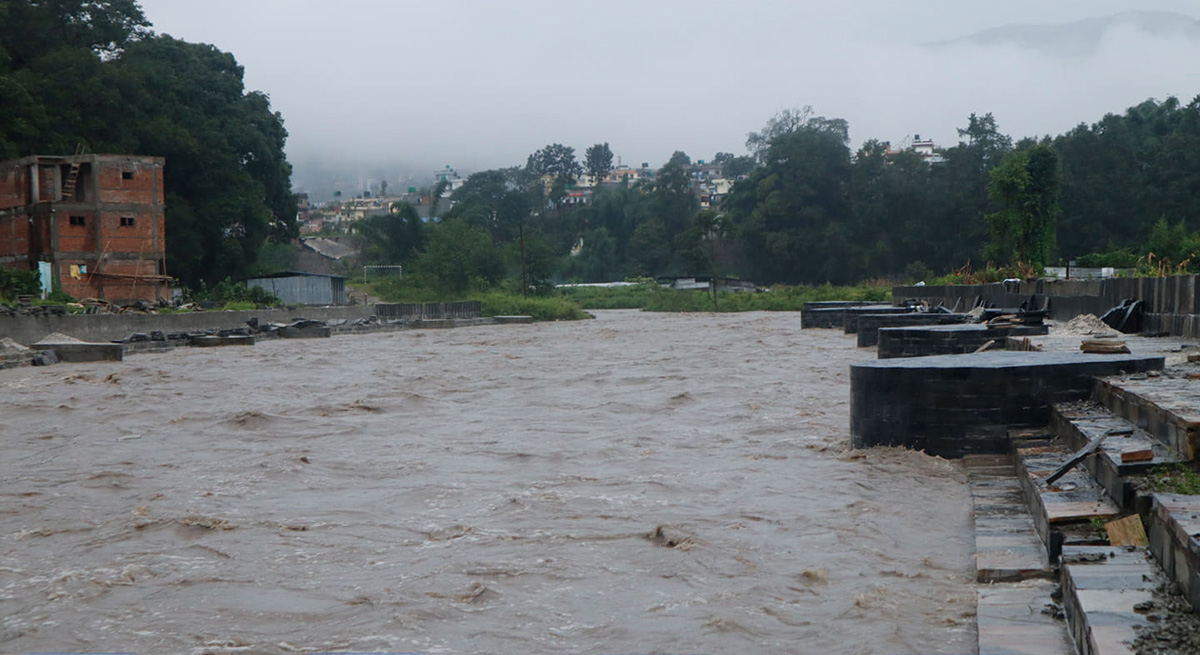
(31, 340), (123, 362)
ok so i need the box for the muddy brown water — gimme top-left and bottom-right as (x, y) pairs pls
(1, 310), (975, 654)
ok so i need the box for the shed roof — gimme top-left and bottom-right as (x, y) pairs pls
(247, 271), (349, 281)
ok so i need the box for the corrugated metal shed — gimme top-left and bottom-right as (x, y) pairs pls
(246, 271), (347, 306)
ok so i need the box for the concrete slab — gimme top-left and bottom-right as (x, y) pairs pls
(977, 582), (1072, 655)
(1061, 546), (1160, 655)
(493, 315), (535, 324)
(969, 458), (1054, 583)
(278, 325), (331, 338)
(31, 341), (123, 362)
(191, 335), (256, 347)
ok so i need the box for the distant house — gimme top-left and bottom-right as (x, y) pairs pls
(899, 134), (947, 165)
(0, 153), (170, 304)
(247, 271), (347, 305)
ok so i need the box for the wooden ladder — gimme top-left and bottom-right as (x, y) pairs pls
(60, 143), (85, 200)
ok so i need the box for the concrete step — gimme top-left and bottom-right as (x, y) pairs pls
(1093, 375), (1200, 461)
(966, 455), (1071, 654)
(1013, 442), (1121, 552)
(1051, 401), (1190, 512)
(1060, 546), (1159, 655)
(967, 455), (1054, 583)
(977, 581), (1073, 655)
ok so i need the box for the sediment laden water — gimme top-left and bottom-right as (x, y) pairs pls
(0, 310), (975, 654)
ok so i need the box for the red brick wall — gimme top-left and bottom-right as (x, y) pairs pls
(1, 155), (167, 302)
(37, 164), (57, 203)
(0, 212), (32, 259)
(98, 161), (161, 206)
(99, 211), (161, 255)
(56, 212), (99, 254)
(0, 162), (30, 209)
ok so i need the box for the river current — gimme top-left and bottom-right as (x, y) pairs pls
(1, 310), (976, 654)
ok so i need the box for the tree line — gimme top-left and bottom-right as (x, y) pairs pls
(360, 98), (1200, 295)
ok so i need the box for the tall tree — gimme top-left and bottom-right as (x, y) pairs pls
(353, 201), (425, 266)
(957, 112), (1013, 172)
(985, 144), (1059, 267)
(727, 114), (853, 283)
(527, 143), (582, 184)
(110, 35), (297, 285)
(584, 142), (614, 184)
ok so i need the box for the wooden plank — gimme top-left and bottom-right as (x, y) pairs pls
(1045, 501), (1119, 523)
(1120, 448), (1154, 463)
(1045, 431), (1111, 485)
(1106, 515), (1149, 547)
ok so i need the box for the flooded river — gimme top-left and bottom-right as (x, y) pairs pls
(1, 310), (976, 654)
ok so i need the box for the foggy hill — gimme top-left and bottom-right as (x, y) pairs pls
(928, 11), (1200, 57)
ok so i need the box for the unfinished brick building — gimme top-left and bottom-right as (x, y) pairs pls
(0, 153), (170, 303)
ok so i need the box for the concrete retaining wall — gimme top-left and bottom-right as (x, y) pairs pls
(375, 301), (481, 321)
(0, 305), (375, 346)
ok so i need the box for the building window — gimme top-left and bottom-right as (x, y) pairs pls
(120, 216), (135, 227)
(69, 215), (85, 226)
(122, 171), (134, 180)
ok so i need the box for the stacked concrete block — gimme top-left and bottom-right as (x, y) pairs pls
(849, 351), (1164, 457)
(855, 312), (971, 348)
(876, 323), (1048, 359)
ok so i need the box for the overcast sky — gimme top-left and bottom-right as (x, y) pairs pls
(136, 1), (1200, 186)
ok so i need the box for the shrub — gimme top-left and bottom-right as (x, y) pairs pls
(1075, 250), (1138, 268)
(188, 277), (281, 307)
(0, 266), (40, 302)
(477, 292), (590, 321)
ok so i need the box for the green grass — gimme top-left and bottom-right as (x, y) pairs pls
(559, 282), (890, 312)
(355, 277), (891, 320)
(1143, 464), (1200, 495)
(556, 283), (662, 309)
(356, 279), (591, 322)
(220, 301), (259, 311)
